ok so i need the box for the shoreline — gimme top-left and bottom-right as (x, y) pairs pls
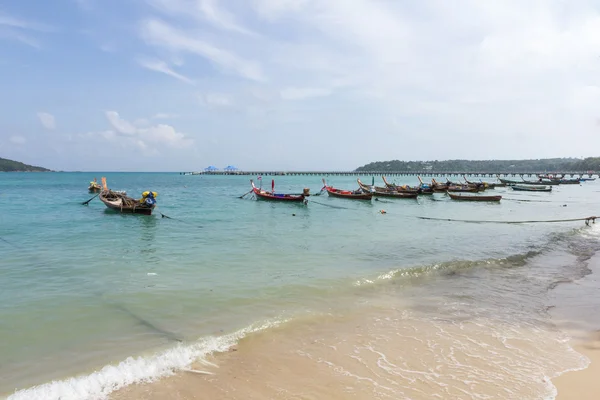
(551, 246), (600, 399)
(553, 334), (600, 400)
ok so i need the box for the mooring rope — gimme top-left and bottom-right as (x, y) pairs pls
(417, 216), (598, 225)
(307, 200), (352, 210)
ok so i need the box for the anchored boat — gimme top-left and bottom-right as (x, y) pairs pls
(511, 185), (552, 192)
(250, 179), (308, 202)
(448, 192), (502, 202)
(323, 179), (372, 200)
(98, 177), (157, 215)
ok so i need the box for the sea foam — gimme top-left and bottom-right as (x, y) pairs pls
(7, 318), (287, 400)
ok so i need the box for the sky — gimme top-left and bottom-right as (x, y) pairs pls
(1, 0), (600, 171)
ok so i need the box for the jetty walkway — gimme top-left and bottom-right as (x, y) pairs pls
(180, 171), (598, 178)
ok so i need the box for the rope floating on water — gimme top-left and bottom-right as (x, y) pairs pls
(307, 200), (352, 210)
(417, 216), (598, 225)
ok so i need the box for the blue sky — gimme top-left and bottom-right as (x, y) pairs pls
(1, 0), (600, 171)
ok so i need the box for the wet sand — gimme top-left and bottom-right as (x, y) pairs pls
(551, 254), (600, 400)
(554, 334), (600, 400)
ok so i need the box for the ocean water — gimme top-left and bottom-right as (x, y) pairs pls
(0, 172), (599, 399)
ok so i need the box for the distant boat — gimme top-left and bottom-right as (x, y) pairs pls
(511, 185), (552, 192)
(559, 178), (581, 184)
(448, 192), (502, 202)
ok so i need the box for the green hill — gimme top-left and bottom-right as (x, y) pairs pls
(355, 157), (600, 172)
(0, 157), (51, 172)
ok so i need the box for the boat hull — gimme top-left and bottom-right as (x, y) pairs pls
(511, 185), (552, 192)
(326, 189), (373, 200)
(323, 179), (372, 200)
(250, 180), (306, 202)
(448, 193), (502, 202)
(99, 191), (155, 215)
(357, 179), (418, 198)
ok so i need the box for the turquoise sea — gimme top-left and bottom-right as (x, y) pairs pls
(1, 172), (599, 399)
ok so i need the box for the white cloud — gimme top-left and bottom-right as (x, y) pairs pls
(9, 135), (26, 145)
(139, 18), (265, 81)
(0, 12), (51, 31)
(148, 0), (254, 34)
(197, 0), (254, 35)
(106, 111), (137, 135)
(100, 111), (193, 155)
(0, 11), (52, 48)
(137, 57), (195, 85)
(37, 112), (56, 130)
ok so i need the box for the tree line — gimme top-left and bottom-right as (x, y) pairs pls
(355, 157), (600, 172)
(0, 157), (50, 172)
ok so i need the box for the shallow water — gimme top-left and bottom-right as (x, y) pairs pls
(0, 173), (599, 399)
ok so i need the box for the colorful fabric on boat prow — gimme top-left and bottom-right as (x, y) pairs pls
(140, 191), (158, 206)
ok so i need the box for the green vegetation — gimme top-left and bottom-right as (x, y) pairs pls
(356, 157), (600, 172)
(0, 157), (51, 172)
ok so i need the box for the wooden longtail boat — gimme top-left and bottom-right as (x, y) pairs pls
(498, 176), (559, 185)
(250, 179), (308, 202)
(498, 177), (523, 185)
(448, 192), (502, 202)
(381, 176), (422, 194)
(323, 179), (372, 200)
(357, 179), (417, 199)
(523, 180), (560, 186)
(511, 185), (552, 192)
(88, 184), (102, 193)
(98, 177), (157, 215)
(463, 176), (506, 188)
(559, 179), (581, 184)
(447, 185), (481, 193)
(580, 177), (596, 181)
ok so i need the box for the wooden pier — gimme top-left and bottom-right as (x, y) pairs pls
(180, 171), (598, 178)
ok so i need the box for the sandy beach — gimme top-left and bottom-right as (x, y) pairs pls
(554, 335), (600, 400)
(551, 252), (600, 400)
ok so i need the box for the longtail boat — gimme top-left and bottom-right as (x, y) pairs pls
(511, 185), (552, 192)
(357, 179), (417, 199)
(559, 178), (581, 184)
(380, 176), (422, 194)
(446, 184), (481, 193)
(523, 179), (560, 185)
(580, 177), (596, 181)
(414, 177), (434, 195)
(448, 192), (502, 202)
(431, 179), (450, 192)
(98, 177), (157, 215)
(463, 176), (506, 188)
(323, 179), (372, 200)
(88, 180), (102, 193)
(498, 177), (523, 185)
(498, 176), (559, 185)
(250, 179), (308, 202)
